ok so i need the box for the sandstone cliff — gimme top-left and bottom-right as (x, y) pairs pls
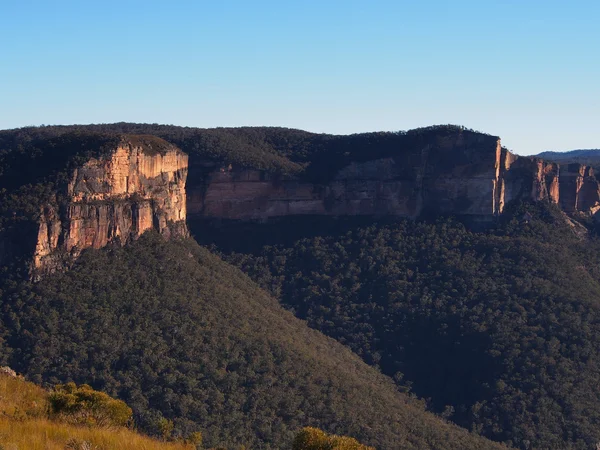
(10, 126), (600, 277)
(186, 132), (600, 223)
(187, 133), (502, 219)
(33, 136), (188, 273)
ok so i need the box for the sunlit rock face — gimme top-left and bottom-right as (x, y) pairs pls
(34, 136), (188, 273)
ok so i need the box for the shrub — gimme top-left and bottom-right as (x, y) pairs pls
(157, 417), (174, 440)
(48, 382), (132, 428)
(186, 431), (203, 448)
(292, 427), (374, 450)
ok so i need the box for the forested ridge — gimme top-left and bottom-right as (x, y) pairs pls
(0, 233), (502, 449)
(0, 123), (491, 268)
(0, 123), (490, 182)
(218, 202), (600, 449)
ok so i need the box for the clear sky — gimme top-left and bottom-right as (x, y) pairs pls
(1, 0), (598, 155)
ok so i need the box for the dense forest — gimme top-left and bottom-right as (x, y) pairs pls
(0, 233), (502, 449)
(216, 202), (600, 449)
(3, 124), (600, 449)
(0, 122), (491, 182)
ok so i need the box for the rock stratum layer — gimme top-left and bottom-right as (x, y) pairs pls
(187, 133), (600, 221)
(33, 136), (188, 273)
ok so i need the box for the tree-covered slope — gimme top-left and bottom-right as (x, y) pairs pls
(220, 203), (600, 449)
(0, 233), (501, 450)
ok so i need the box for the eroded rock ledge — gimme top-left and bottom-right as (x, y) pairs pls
(34, 136), (188, 273)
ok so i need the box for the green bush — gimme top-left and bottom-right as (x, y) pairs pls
(156, 417), (174, 440)
(293, 427), (374, 450)
(186, 431), (203, 448)
(48, 382), (132, 428)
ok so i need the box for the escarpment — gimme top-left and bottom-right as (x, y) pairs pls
(188, 133), (506, 220)
(3, 124), (600, 275)
(33, 136), (188, 273)
(185, 132), (600, 222)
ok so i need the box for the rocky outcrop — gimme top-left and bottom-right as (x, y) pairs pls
(33, 136), (188, 273)
(497, 157), (560, 210)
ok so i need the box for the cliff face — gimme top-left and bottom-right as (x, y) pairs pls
(186, 134), (600, 223)
(188, 133), (505, 220)
(24, 128), (600, 275)
(33, 137), (188, 273)
(558, 164), (600, 213)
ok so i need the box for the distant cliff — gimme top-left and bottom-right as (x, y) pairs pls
(187, 132), (506, 219)
(1, 124), (599, 275)
(32, 135), (188, 273)
(186, 132), (600, 222)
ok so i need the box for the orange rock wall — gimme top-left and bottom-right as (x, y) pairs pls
(558, 164), (600, 213)
(33, 140), (188, 272)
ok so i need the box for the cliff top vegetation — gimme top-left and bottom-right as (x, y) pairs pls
(0, 123), (497, 184)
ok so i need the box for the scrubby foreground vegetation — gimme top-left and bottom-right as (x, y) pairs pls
(0, 234), (502, 449)
(0, 372), (195, 450)
(220, 202), (600, 449)
(292, 427), (374, 450)
(0, 372), (376, 450)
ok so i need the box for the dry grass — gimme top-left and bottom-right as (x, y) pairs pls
(0, 374), (193, 450)
(0, 374), (48, 419)
(0, 418), (194, 450)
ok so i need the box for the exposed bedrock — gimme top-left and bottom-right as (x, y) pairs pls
(186, 133), (600, 223)
(187, 133), (504, 220)
(34, 137), (188, 273)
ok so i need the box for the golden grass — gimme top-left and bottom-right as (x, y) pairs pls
(0, 374), (48, 419)
(0, 417), (194, 450)
(0, 374), (193, 450)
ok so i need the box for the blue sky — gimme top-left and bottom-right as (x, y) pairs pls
(1, 0), (598, 155)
